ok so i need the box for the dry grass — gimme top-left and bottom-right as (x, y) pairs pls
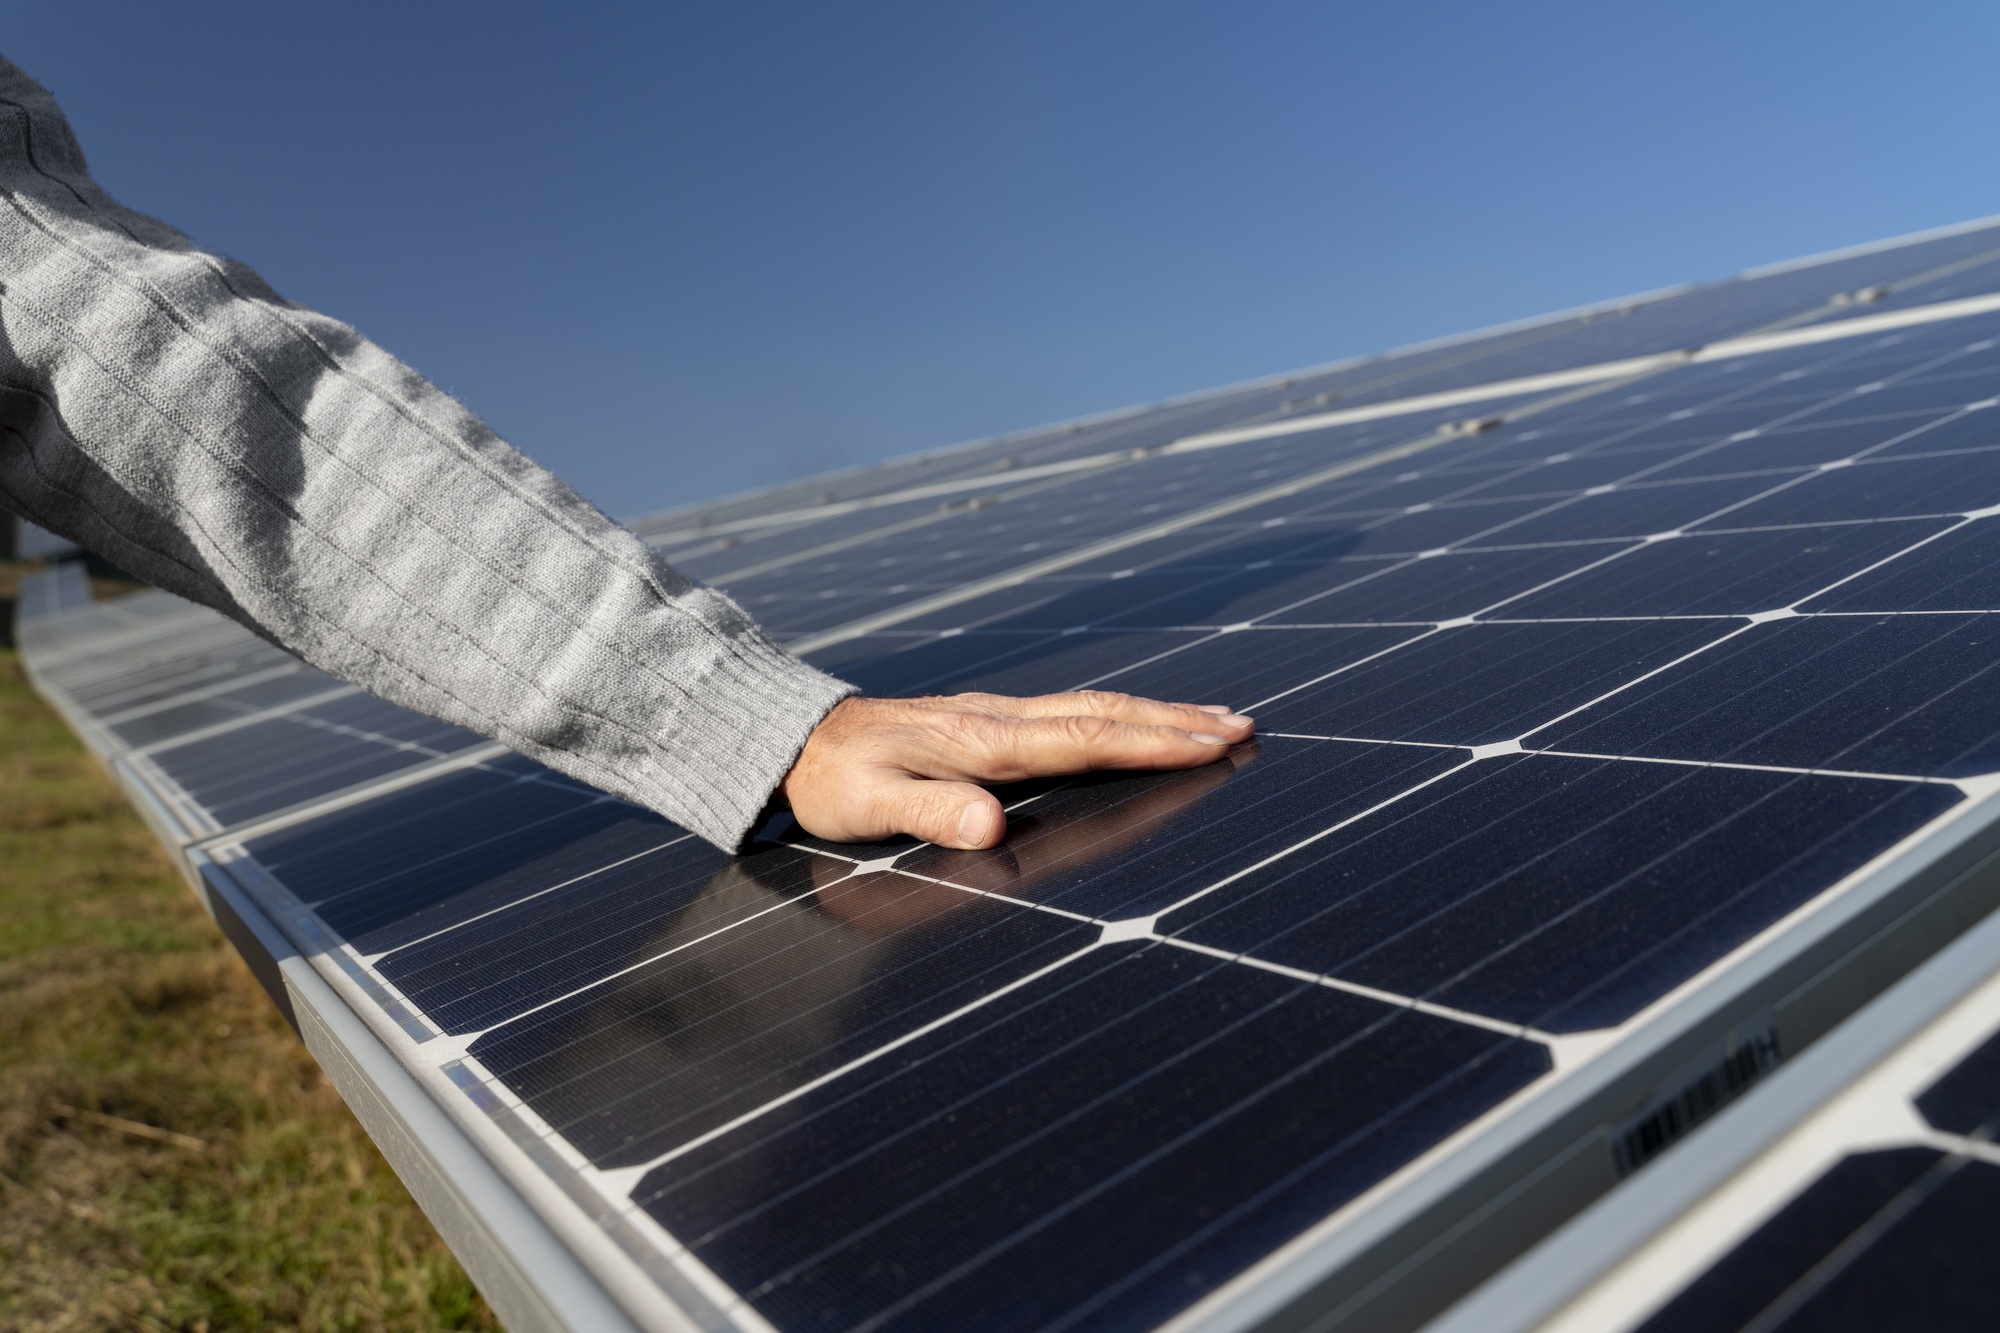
(1, 571), (497, 1331)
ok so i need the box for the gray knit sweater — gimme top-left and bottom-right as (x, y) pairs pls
(0, 57), (855, 850)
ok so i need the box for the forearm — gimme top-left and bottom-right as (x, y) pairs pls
(0, 57), (853, 849)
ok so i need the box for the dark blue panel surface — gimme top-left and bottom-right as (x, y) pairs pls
(1159, 754), (1957, 1030)
(1472, 475), (1788, 545)
(246, 761), (674, 953)
(250, 760), (562, 898)
(1707, 1155), (2000, 1331)
(147, 691), (485, 827)
(107, 667), (341, 747)
(1915, 1028), (2000, 1137)
(995, 539), (1406, 632)
(1468, 450), (1695, 495)
(1254, 619), (1728, 744)
(1501, 520), (1953, 619)
(1807, 373), (2000, 419)
(743, 587), (956, 637)
(1609, 400), (1842, 451)
(633, 943), (1550, 1333)
(1257, 544), (1634, 624)
(1352, 498), (1578, 552)
(1534, 613), (2000, 777)
(1084, 626), (1421, 708)
(1870, 405), (2000, 457)
(64, 636), (298, 716)
(1635, 1148), (1943, 1333)
(1644, 420), (1936, 476)
(384, 838), (810, 1032)
(1694, 452), (2000, 528)
(1808, 516), (2000, 612)
(470, 866), (1096, 1166)
(822, 628), (1209, 698)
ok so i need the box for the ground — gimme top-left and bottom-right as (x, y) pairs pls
(0, 563), (497, 1332)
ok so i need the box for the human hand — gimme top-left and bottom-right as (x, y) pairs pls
(779, 692), (1255, 850)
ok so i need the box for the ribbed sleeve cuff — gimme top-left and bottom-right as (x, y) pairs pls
(637, 630), (858, 850)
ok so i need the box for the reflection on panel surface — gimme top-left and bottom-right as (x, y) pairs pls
(143, 690), (487, 828)
(635, 944), (1550, 1333)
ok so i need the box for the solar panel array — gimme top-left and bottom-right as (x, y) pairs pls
(16, 217), (2000, 1333)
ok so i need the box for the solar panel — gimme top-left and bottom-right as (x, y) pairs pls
(16, 217), (2000, 1333)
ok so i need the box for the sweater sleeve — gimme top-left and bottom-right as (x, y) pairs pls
(0, 57), (856, 851)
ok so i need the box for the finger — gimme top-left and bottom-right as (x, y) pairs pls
(939, 713), (1237, 783)
(959, 690), (1254, 734)
(871, 772), (1008, 850)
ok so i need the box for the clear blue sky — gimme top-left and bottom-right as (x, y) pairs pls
(9, 2), (1998, 517)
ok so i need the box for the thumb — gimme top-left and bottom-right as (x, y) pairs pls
(876, 773), (1007, 850)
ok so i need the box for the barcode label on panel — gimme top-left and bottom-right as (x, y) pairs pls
(1611, 1022), (1783, 1178)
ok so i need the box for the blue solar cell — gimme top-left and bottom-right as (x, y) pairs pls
(632, 942), (1550, 1333)
(1315, 497), (1571, 553)
(1809, 517), (2000, 612)
(62, 634), (296, 716)
(1870, 406), (2000, 457)
(1644, 421), (1941, 476)
(469, 864), (1097, 1166)
(1474, 475), (1789, 545)
(323, 801), (679, 953)
(1534, 613), (2000, 777)
(248, 760), (556, 894)
(1915, 1028), (2000, 1137)
(947, 545), (1385, 633)
(1159, 753), (1957, 1031)
(1259, 544), (1635, 624)
(1635, 1148), (1944, 1333)
(1501, 520), (1955, 618)
(1298, 468), (1530, 512)
(144, 691), (485, 827)
(1612, 401), (1842, 450)
(1695, 452), (2000, 528)
(383, 837), (806, 1032)
(744, 587), (945, 637)
(1077, 625), (1420, 706)
(1254, 618), (1727, 742)
(1148, 528), (1417, 568)
(105, 666), (341, 747)
(823, 628), (1206, 697)
(1689, 1155), (2000, 1330)
(1809, 374), (2000, 420)
(245, 765), (686, 953)
(1475, 450), (1698, 494)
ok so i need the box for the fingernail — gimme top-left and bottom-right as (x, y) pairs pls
(1189, 732), (1230, 745)
(1219, 713), (1253, 728)
(1194, 704), (1234, 715)
(956, 803), (994, 847)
